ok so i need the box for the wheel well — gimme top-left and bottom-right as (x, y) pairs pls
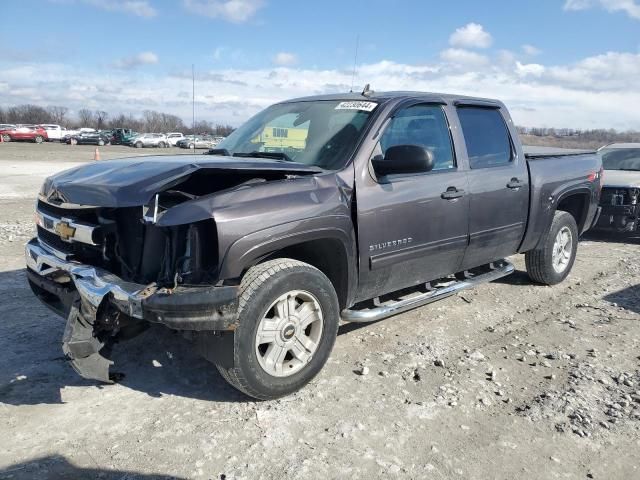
(267, 239), (349, 309)
(557, 193), (589, 232)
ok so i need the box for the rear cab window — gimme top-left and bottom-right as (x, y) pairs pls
(457, 107), (513, 169)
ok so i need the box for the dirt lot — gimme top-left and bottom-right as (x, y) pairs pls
(0, 142), (639, 480)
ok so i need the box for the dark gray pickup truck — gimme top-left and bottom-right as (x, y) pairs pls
(26, 91), (602, 399)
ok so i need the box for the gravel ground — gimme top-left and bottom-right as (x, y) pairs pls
(0, 142), (639, 480)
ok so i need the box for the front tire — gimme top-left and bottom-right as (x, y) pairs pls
(98, 139), (105, 146)
(135, 141), (143, 148)
(525, 211), (578, 285)
(34, 135), (43, 144)
(216, 258), (340, 400)
(1, 134), (10, 142)
(158, 141), (166, 148)
(188, 143), (195, 149)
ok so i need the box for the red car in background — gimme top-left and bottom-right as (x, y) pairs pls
(0, 125), (48, 143)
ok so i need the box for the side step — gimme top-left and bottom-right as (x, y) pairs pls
(341, 260), (514, 323)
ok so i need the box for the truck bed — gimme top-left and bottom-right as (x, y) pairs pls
(523, 145), (596, 159)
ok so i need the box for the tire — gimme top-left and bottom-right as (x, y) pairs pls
(158, 141), (166, 148)
(135, 141), (143, 148)
(216, 258), (340, 400)
(525, 211), (579, 285)
(34, 135), (43, 144)
(98, 139), (105, 146)
(70, 138), (78, 146)
(188, 143), (195, 149)
(1, 134), (10, 142)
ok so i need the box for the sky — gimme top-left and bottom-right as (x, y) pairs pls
(1, 0), (640, 129)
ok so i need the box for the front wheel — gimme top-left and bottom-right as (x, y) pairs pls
(135, 141), (143, 148)
(98, 139), (105, 146)
(158, 141), (166, 148)
(188, 143), (195, 149)
(1, 134), (10, 142)
(525, 211), (578, 285)
(34, 135), (43, 144)
(215, 258), (340, 400)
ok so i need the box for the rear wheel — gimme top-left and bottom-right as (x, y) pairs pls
(70, 138), (78, 146)
(215, 259), (340, 400)
(525, 211), (578, 285)
(188, 143), (195, 149)
(135, 141), (143, 148)
(158, 141), (166, 148)
(34, 135), (43, 144)
(1, 134), (10, 142)
(97, 139), (105, 146)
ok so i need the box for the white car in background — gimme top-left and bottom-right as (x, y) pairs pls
(39, 124), (64, 141)
(132, 133), (170, 148)
(165, 132), (185, 146)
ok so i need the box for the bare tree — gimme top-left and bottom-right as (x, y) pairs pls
(95, 110), (109, 129)
(47, 106), (68, 125)
(77, 109), (96, 127)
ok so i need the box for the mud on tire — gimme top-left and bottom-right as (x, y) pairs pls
(215, 258), (340, 400)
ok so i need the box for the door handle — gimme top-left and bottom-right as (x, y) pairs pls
(441, 187), (465, 200)
(507, 178), (525, 189)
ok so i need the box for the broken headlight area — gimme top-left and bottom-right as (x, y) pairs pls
(597, 187), (639, 232)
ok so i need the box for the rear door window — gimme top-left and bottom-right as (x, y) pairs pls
(457, 107), (513, 169)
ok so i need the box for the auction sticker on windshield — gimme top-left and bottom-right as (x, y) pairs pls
(335, 101), (378, 111)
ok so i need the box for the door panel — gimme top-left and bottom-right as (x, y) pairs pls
(456, 107), (529, 270)
(356, 171), (469, 300)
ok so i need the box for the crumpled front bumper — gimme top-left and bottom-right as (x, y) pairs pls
(25, 238), (239, 382)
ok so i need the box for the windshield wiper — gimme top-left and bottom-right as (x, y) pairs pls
(205, 148), (230, 156)
(232, 151), (294, 163)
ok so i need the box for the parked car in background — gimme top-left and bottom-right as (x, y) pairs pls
(179, 135), (218, 149)
(593, 143), (640, 233)
(175, 135), (196, 148)
(131, 133), (170, 148)
(66, 131), (111, 146)
(165, 132), (185, 146)
(60, 127), (97, 143)
(0, 125), (48, 143)
(110, 128), (136, 145)
(39, 124), (64, 141)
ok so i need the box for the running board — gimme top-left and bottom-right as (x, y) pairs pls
(341, 260), (514, 323)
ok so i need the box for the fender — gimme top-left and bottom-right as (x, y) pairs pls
(218, 215), (358, 305)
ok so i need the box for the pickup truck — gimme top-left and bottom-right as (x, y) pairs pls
(25, 91), (602, 399)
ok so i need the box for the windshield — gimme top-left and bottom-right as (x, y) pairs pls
(601, 148), (640, 171)
(216, 100), (378, 170)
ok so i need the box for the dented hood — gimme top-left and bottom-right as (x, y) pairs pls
(40, 155), (323, 207)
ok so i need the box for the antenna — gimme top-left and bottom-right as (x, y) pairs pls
(192, 64), (195, 134)
(350, 35), (359, 93)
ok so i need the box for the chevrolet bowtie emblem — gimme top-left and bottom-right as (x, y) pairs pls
(55, 221), (76, 240)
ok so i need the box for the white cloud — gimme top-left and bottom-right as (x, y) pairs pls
(564, 0), (640, 19)
(3, 49), (640, 130)
(440, 48), (490, 67)
(183, 0), (264, 22)
(112, 51), (159, 69)
(522, 44), (541, 56)
(449, 23), (493, 49)
(273, 52), (298, 66)
(516, 61), (546, 77)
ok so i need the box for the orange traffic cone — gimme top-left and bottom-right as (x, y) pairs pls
(94, 147), (100, 161)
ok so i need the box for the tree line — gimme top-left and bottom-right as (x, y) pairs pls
(517, 126), (640, 146)
(0, 104), (235, 136)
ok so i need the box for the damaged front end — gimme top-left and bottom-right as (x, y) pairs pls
(595, 187), (640, 232)
(26, 238), (239, 382)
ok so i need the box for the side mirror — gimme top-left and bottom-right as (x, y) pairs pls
(372, 145), (433, 176)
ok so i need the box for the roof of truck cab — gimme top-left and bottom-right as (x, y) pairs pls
(281, 91), (503, 107)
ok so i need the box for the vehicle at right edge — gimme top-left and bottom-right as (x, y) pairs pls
(592, 143), (640, 233)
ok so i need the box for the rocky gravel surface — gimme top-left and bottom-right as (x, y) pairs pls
(0, 145), (639, 479)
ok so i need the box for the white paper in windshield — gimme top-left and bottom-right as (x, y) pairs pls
(335, 101), (378, 112)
